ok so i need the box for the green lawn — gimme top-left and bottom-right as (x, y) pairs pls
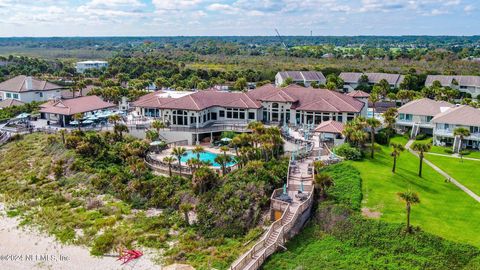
(348, 136), (480, 247)
(427, 143), (480, 160)
(426, 155), (480, 196)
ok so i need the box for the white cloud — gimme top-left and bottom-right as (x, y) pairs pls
(207, 3), (241, 14)
(152, 0), (204, 11)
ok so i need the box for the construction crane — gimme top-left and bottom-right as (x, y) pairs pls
(275, 28), (289, 62)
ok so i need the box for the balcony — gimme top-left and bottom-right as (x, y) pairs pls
(435, 129), (480, 140)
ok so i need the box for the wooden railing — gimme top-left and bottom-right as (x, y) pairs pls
(231, 157), (315, 270)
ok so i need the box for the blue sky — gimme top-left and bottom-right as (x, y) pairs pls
(0, 0), (479, 37)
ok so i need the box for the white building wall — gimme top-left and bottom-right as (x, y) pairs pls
(1, 90), (64, 103)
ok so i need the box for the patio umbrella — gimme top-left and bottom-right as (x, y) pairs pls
(82, 120), (94, 125)
(69, 120), (79, 125)
(87, 115), (98, 121)
(220, 137), (232, 142)
(150, 141), (163, 146)
(15, 113), (30, 119)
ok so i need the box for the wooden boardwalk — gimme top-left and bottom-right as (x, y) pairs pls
(230, 154), (315, 270)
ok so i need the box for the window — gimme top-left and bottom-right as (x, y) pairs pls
(39, 93), (43, 97)
(227, 111), (232, 118)
(12, 94), (19, 99)
(6, 93), (11, 98)
(240, 112), (245, 119)
(249, 112), (255, 120)
(219, 110), (225, 117)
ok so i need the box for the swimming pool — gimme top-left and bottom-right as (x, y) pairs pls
(180, 150), (236, 167)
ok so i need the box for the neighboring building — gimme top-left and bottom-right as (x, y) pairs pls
(40, 95), (116, 127)
(275, 71), (326, 87)
(339, 72), (404, 92)
(0, 99), (25, 109)
(75, 61), (108, 73)
(396, 98), (455, 137)
(425, 75), (480, 98)
(0, 75), (66, 103)
(432, 105), (480, 151)
(367, 101), (396, 114)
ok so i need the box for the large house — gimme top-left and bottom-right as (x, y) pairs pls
(275, 71), (326, 87)
(40, 95), (116, 127)
(432, 105), (480, 151)
(132, 85), (366, 144)
(425, 75), (480, 98)
(76, 61), (108, 73)
(339, 72), (404, 92)
(0, 75), (66, 103)
(396, 98), (454, 137)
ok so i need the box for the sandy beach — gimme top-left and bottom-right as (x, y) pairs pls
(0, 204), (160, 270)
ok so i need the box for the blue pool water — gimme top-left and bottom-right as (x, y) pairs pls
(180, 150), (236, 167)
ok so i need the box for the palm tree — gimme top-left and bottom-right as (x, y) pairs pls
(192, 145), (205, 160)
(172, 146), (186, 173)
(397, 191), (420, 233)
(383, 108), (398, 143)
(108, 114), (121, 136)
(163, 156), (176, 177)
(314, 173), (334, 199)
(411, 142), (431, 177)
(179, 203), (193, 225)
(220, 145), (229, 158)
(390, 143), (405, 173)
(192, 166), (217, 194)
(367, 118), (381, 158)
(73, 113), (83, 131)
(151, 120), (165, 134)
(114, 124), (129, 140)
(214, 154), (232, 175)
(368, 89), (380, 117)
(230, 136), (242, 157)
(453, 127), (471, 159)
(59, 129), (67, 145)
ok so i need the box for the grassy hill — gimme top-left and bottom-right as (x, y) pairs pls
(263, 137), (480, 270)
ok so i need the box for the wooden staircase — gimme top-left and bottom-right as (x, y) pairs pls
(230, 155), (315, 270)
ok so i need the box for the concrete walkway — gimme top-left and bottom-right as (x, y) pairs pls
(426, 152), (480, 162)
(406, 140), (480, 203)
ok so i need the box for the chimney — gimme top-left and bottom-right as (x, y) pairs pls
(25, 76), (33, 90)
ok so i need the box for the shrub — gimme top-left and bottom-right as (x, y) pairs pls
(334, 144), (362, 160)
(415, 133), (429, 140)
(91, 231), (116, 256)
(374, 128), (394, 145)
(321, 163), (362, 211)
(444, 148), (454, 154)
(460, 150), (471, 156)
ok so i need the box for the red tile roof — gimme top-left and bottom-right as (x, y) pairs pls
(0, 75), (65, 93)
(0, 99), (25, 109)
(314, 120), (345, 134)
(347, 90), (370, 98)
(134, 90), (261, 111)
(133, 85), (364, 114)
(40, 95), (116, 116)
(251, 84), (364, 113)
(132, 91), (176, 108)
